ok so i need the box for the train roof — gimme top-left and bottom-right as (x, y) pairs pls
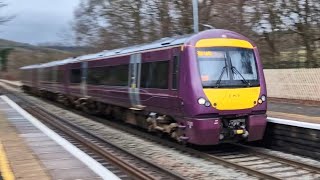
(20, 34), (193, 69)
(20, 29), (253, 70)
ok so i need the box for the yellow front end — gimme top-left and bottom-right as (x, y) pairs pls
(196, 38), (261, 111)
(204, 87), (260, 110)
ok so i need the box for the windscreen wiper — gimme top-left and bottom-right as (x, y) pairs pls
(215, 54), (228, 88)
(231, 66), (251, 87)
(215, 66), (227, 88)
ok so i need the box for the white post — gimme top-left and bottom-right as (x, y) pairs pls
(192, 0), (199, 33)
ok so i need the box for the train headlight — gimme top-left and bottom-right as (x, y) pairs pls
(257, 95), (266, 104)
(205, 101), (211, 107)
(198, 98), (206, 105)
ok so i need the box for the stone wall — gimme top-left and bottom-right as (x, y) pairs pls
(264, 68), (320, 102)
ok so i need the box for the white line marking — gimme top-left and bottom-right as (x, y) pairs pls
(268, 117), (320, 130)
(0, 95), (120, 180)
(0, 109), (16, 111)
(8, 117), (25, 120)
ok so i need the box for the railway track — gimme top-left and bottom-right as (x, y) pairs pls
(5, 90), (186, 180)
(206, 143), (320, 179)
(57, 107), (320, 179)
(50, 101), (318, 179)
(1, 83), (320, 180)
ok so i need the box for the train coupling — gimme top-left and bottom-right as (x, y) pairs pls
(220, 128), (249, 140)
(233, 128), (249, 138)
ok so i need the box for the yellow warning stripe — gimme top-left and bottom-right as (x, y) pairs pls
(0, 142), (15, 180)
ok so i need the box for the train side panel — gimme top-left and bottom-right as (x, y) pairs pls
(20, 29), (267, 146)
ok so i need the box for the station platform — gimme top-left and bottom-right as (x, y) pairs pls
(268, 101), (320, 124)
(0, 96), (119, 180)
(0, 80), (21, 89)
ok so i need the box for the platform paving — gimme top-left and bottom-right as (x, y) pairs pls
(268, 101), (320, 124)
(268, 101), (320, 117)
(0, 98), (105, 180)
(0, 114), (50, 180)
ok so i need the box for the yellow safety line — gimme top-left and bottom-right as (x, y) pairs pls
(0, 142), (15, 180)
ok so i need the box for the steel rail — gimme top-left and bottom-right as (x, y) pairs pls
(32, 101), (281, 180)
(2, 84), (319, 180)
(20, 94), (280, 180)
(27, 108), (159, 180)
(230, 143), (320, 173)
(7, 91), (186, 180)
(30, 107), (186, 180)
(186, 149), (282, 180)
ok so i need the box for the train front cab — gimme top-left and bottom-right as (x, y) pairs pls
(180, 32), (267, 145)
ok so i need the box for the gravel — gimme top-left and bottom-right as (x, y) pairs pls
(4, 87), (320, 180)
(23, 93), (258, 180)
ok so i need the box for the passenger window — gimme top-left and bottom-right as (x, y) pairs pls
(48, 70), (52, 81)
(70, 69), (81, 83)
(140, 61), (169, 89)
(87, 65), (128, 86)
(57, 70), (64, 83)
(41, 69), (52, 82)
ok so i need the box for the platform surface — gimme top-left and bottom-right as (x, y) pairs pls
(0, 80), (21, 88)
(268, 101), (320, 124)
(0, 96), (119, 180)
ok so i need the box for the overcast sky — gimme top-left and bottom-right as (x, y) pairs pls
(0, 0), (80, 45)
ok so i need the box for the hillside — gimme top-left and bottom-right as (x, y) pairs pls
(0, 39), (87, 80)
(0, 39), (31, 47)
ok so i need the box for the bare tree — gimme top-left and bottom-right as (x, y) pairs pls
(0, 1), (14, 72)
(279, 0), (320, 67)
(0, 2), (13, 24)
(249, 1), (284, 67)
(72, 0), (320, 68)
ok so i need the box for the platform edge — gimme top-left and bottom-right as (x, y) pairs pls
(0, 95), (120, 180)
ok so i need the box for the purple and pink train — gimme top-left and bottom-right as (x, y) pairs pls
(20, 29), (267, 145)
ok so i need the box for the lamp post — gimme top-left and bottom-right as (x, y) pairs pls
(192, 0), (199, 33)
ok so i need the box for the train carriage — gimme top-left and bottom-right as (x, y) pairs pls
(21, 29), (267, 145)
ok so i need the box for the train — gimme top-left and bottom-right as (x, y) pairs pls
(20, 29), (267, 145)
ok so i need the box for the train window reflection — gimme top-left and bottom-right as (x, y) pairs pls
(197, 48), (259, 88)
(87, 65), (128, 86)
(70, 69), (81, 84)
(141, 61), (169, 89)
(229, 49), (257, 80)
(198, 51), (229, 82)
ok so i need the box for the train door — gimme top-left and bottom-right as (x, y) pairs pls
(32, 69), (38, 89)
(81, 62), (88, 97)
(171, 50), (182, 115)
(37, 68), (42, 89)
(62, 65), (68, 95)
(65, 64), (70, 95)
(52, 66), (58, 93)
(129, 53), (142, 109)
